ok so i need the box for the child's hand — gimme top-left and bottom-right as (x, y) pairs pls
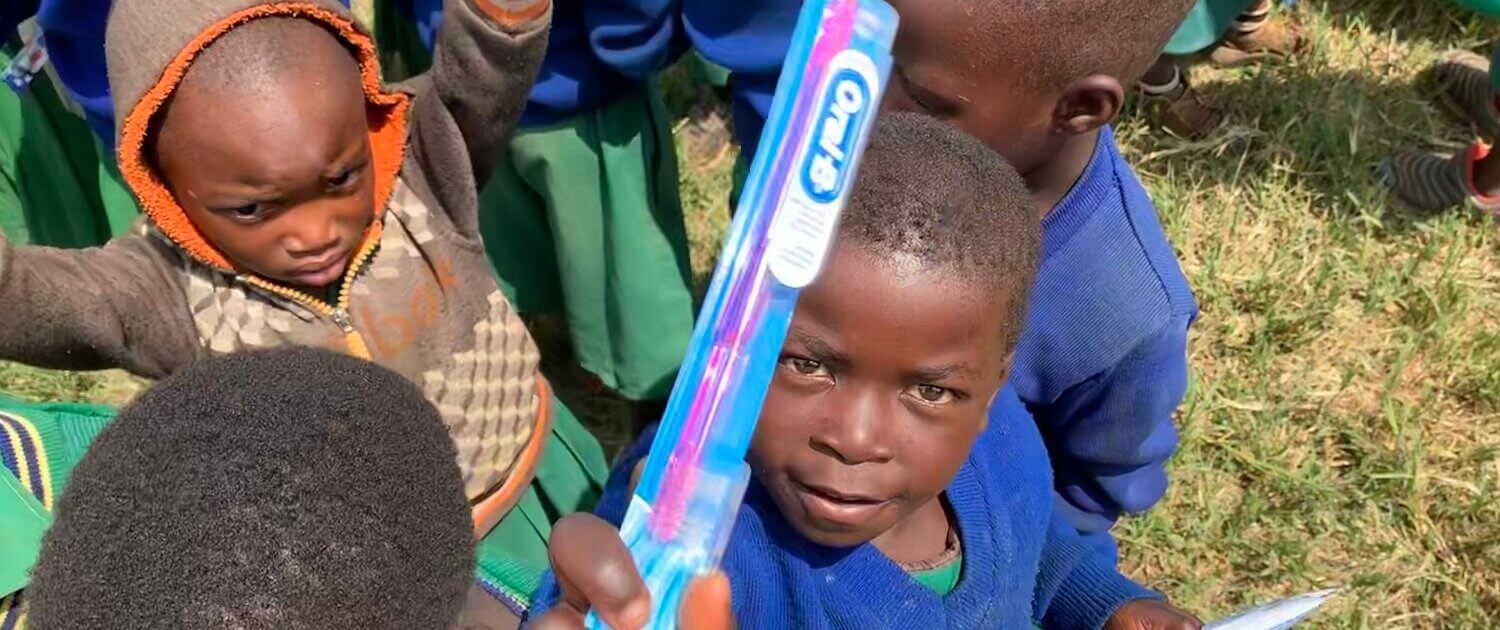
(1104, 599), (1204, 630)
(529, 514), (734, 630)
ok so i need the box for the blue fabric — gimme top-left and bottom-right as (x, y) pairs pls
(1008, 126), (1198, 555)
(396, 0), (682, 126)
(29, 0), (115, 148)
(527, 387), (1160, 628)
(24, 0), (681, 134)
(679, 0), (797, 158)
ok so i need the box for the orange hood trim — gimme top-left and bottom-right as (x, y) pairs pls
(116, 3), (409, 272)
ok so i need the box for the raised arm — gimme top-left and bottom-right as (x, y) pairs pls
(0, 232), (197, 378)
(400, 0), (551, 233)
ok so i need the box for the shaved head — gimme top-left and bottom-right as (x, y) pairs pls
(949, 0), (1198, 89)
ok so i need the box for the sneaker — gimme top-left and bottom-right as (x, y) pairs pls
(1430, 50), (1500, 142)
(1377, 142), (1500, 216)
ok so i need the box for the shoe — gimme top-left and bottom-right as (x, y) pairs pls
(1209, 7), (1304, 67)
(1377, 142), (1500, 216)
(1139, 66), (1226, 139)
(1430, 50), (1500, 142)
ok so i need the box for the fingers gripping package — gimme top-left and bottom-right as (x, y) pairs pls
(584, 1), (897, 628)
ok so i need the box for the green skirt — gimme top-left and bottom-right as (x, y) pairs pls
(0, 393), (607, 622)
(482, 88), (695, 402)
(0, 45), (139, 248)
(1163, 0), (1257, 56)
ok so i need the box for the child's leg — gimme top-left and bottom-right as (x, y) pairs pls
(1378, 49), (1500, 215)
(484, 87), (694, 404)
(1138, 55), (1225, 139)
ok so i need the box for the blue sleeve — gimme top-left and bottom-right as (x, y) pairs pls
(1044, 314), (1191, 542)
(1032, 510), (1160, 629)
(581, 0), (685, 80)
(680, 0), (798, 153)
(34, 0), (117, 147)
(525, 426), (660, 623)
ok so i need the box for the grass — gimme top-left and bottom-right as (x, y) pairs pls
(3, 1), (1497, 627)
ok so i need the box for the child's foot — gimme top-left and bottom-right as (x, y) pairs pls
(1139, 63), (1225, 139)
(1377, 143), (1500, 216)
(1209, 2), (1304, 67)
(1429, 50), (1500, 141)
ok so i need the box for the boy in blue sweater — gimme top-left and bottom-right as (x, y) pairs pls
(527, 114), (1201, 629)
(683, 0), (1201, 556)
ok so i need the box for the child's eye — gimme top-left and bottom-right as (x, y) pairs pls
(911, 384), (954, 404)
(781, 356), (829, 378)
(220, 204), (266, 222)
(328, 164), (363, 191)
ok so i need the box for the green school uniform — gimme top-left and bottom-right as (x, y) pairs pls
(370, 3), (695, 402)
(0, 393), (607, 622)
(0, 43), (138, 249)
(1163, 0), (1257, 56)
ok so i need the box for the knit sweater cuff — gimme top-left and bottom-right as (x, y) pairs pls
(1042, 548), (1161, 629)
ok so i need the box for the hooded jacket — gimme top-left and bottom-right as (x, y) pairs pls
(0, 0), (555, 511)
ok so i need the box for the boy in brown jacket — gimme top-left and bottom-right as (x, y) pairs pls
(0, 0), (606, 618)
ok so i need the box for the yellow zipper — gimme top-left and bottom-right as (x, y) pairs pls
(241, 236), (380, 360)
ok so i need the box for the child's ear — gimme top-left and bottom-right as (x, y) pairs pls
(1052, 75), (1125, 136)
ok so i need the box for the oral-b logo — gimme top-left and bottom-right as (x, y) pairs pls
(800, 52), (878, 204)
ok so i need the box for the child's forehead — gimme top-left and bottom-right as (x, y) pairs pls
(809, 244), (1004, 329)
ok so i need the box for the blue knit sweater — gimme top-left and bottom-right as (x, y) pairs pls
(671, 1), (1201, 546)
(528, 387), (1160, 628)
(10, 0), (116, 147)
(679, 0), (797, 156)
(13, 0), (681, 139)
(396, 0), (682, 126)
(1010, 127), (1197, 554)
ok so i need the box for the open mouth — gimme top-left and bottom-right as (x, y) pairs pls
(792, 480), (890, 527)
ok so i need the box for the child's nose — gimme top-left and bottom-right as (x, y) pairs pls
(813, 391), (894, 465)
(283, 207), (342, 257)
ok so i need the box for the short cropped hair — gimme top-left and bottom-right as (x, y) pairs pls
(839, 112), (1041, 351)
(969, 0), (1198, 89)
(26, 347), (474, 630)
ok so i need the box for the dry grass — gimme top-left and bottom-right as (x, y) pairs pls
(3, 1), (1497, 626)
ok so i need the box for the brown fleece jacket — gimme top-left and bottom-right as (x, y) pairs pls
(0, 0), (554, 509)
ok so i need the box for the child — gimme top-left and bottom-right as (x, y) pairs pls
(19, 348), (484, 628)
(369, 0), (696, 435)
(0, 0), (607, 614)
(528, 114), (1202, 629)
(690, 0), (1202, 557)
